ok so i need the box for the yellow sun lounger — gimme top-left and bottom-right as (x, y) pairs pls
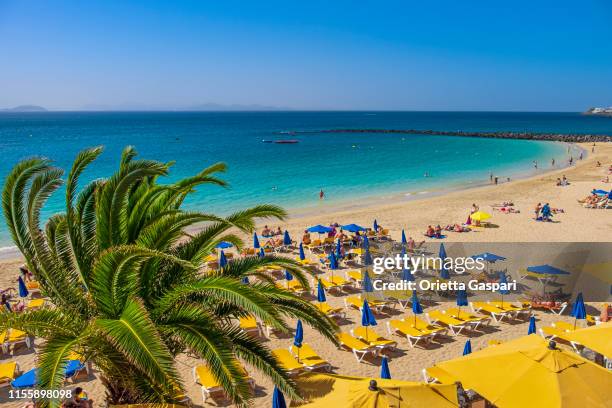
(445, 307), (491, 329)
(314, 302), (345, 319)
(192, 365), (255, 404)
(346, 270), (363, 284)
(337, 332), (379, 363)
(275, 280), (307, 295)
(470, 301), (513, 322)
(426, 310), (472, 335)
(289, 344), (331, 371)
(303, 239), (323, 252)
(26, 298), (45, 310)
(295, 257), (314, 265)
(272, 349), (304, 376)
(0, 361), (18, 388)
(386, 320), (437, 347)
(239, 315), (263, 337)
(489, 301), (531, 318)
(351, 327), (397, 352)
(344, 296), (390, 314)
(0, 329), (31, 354)
(539, 321), (576, 341)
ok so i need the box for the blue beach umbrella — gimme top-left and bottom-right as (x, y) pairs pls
(299, 243), (306, 260)
(364, 248), (373, 266)
(11, 368), (37, 388)
(373, 219), (379, 231)
(258, 247), (265, 258)
(341, 223), (366, 233)
(283, 230), (292, 246)
(363, 271), (374, 293)
(380, 356), (391, 379)
(363, 235), (370, 250)
(294, 320), (303, 348)
(328, 251), (338, 270)
(18, 276), (28, 298)
(570, 292), (586, 329)
(293, 319), (304, 360)
(253, 232), (260, 249)
(361, 299), (377, 341)
(216, 241), (233, 249)
(401, 266), (414, 282)
(470, 252), (506, 262)
(528, 316), (537, 335)
(272, 386), (287, 408)
(219, 250), (228, 268)
(317, 279), (326, 303)
(401, 229), (407, 245)
(411, 291), (423, 326)
(284, 270), (293, 289)
(439, 243), (450, 279)
(526, 264), (570, 276)
(592, 189), (608, 195)
(307, 224), (332, 234)
(241, 276), (250, 285)
(439, 243), (447, 260)
(463, 340), (472, 356)
(498, 272), (510, 308)
(456, 288), (468, 318)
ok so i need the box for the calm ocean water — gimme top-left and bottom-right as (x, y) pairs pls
(0, 111), (610, 248)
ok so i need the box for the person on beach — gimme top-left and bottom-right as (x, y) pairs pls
(261, 225), (271, 237)
(19, 265), (32, 282)
(542, 203), (552, 221)
(494, 176), (498, 185)
(319, 189), (325, 200)
(535, 203), (542, 220)
(580, 152), (583, 160)
(434, 225), (442, 238)
(425, 225), (435, 237)
(471, 203), (479, 214)
(302, 230), (311, 245)
(551, 158), (555, 167)
(569, 157), (573, 165)
(275, 226), (282, 236)
(64, 387), (93, 408)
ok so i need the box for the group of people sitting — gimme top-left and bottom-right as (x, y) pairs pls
(444, 223), (471, 233)
(424, 225), (444, 238)
(261, 225), (283, 237)
(534, 202), (563, 221)
(555, 175), (570, 186)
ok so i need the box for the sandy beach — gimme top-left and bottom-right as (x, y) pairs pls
(0, 142), (610, 408)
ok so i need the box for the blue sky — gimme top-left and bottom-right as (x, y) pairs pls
(1, 0), (611, 111)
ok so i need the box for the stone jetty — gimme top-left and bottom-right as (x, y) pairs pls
(296, 129), (611, 143)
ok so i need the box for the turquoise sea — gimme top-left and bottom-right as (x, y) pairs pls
(0, 111), (610, 249)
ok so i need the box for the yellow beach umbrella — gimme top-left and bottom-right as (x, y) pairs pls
(293, 373), (458, 407)
(564, 321), (612, 358)
(469, 211), (491, 222)
(426, 334), (612, 408)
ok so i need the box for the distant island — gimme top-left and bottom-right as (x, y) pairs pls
(584, 107), (612, 117)
(1, 105), (47, 112)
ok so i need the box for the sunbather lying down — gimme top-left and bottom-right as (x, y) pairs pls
(444, 224), (471, 232)
(493, 206), (520, 213)
(491, 201), (514, 207)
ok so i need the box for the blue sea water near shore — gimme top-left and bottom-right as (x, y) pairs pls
(0, 111), (610, 250)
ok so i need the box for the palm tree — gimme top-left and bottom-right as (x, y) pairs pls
(1, 146), (338, 407)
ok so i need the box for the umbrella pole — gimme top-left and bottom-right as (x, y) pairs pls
(365, 326), (368, 342)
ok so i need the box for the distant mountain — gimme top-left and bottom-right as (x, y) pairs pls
(1, 105), (47, 112)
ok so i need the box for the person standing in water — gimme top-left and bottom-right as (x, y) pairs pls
(319, 189), (325, 200)
(551, 158), (555, 167)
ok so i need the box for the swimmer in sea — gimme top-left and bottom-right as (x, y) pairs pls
(319, 189), (325, 200)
